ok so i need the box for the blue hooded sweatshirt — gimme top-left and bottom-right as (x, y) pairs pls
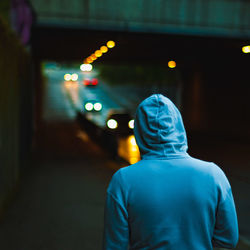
(103, 94), (238, 250)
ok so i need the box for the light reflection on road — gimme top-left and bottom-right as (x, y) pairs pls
(118, 135), (140, 164)
(64, 81), (80, 106)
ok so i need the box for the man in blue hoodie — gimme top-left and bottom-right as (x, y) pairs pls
(103, 94), (238, 250)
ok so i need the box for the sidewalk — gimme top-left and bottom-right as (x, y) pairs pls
(0, 121), (117, 250)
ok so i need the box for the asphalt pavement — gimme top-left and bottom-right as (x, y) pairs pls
(0, 119), (119, 250)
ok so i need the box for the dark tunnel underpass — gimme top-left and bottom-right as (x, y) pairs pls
(1, 1), (250, 249)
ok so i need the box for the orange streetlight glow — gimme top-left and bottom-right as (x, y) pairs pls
(81, 40), (116, 66)
(95, 50), (102, 57)
(100, 46), (108, 53)
(85, 58), (91, 64)
(107, 40), (115, 48)
(87, 56), (93, 63)
(91, 54), (97, 60)
(168, 60), (176, 68)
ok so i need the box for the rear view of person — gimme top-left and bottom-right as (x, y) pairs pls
(103, 94), (238, 250)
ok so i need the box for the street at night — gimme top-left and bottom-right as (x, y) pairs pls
(1, 1), (250, 249)
(0, 64), (249, 249)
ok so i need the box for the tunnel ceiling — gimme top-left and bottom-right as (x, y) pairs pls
(31, 0), (250, 67)
(32, 26), (248, 67)
(32, 0), (250, 40)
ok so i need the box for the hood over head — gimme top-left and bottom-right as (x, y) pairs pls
(134, 94), (188, 159)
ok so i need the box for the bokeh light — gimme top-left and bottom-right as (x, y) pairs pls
(118, 135), (140, 164)
(80, 64), (93, 72)
(129, 135), (137, 146)
(168, 60), (176, 68)
(71, 73), (78, 81)
(107, 40), (115, 48)
(84, 58), (90, 64)
(95, 50), (103, 57)
(107, 119), (118, 129)
(242, 45), (250, 53)
(81, 40), (116, 66)
(128, 119), (134, 129)
(85, 102), (94, 111)
(94, 102), (102, 111)
(100, 46), (108, 53)
(87, 57), (93, 63)
(64, 73), (71, 81)
(91, 54), (97, 60)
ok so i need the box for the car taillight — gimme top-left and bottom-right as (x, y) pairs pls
(92, 78), (98, 85)
(84, 79), (90, 85)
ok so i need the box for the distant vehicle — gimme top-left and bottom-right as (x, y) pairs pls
(84, 100), (102, 112)
(106, 110), (134, 135)
(64, 73), (78, 81)
(83, 78), (98, 86)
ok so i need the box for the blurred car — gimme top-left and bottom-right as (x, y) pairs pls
(64, 73), (78, 81)
(84, 100), (102, 112)
(106, 110), (134, 135)
(83, 78), (98, 86)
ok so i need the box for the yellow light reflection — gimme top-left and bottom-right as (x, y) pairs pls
(168, 60), (176, 68)
(129, 135), (137, 146)
(107, 40), (115, 48)
(118, 135), (140, 164)
(130, 157), (139, 164)
(64, 81), (79, 105)
(72, 82), (78, 89)
(64, 81), (72, 88)
(100, 45), (108, 53)
(242, 45), (250, 53)
(95, 50), (102, 57)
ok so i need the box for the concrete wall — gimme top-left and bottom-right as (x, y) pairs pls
(0, 15), (32, 217)
(0, 0), (10, 24)
(32, 0), (250, 38)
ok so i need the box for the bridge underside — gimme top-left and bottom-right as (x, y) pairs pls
(31, 0), (250, 68)
(30, 0), (250, 137)
(32, 26), (247, 67)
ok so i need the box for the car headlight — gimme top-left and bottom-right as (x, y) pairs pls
(71, 73), (78, 81)
(128, 119), (134, 129)
(64, 73), (71, 81)
(85, 102), (94, 111)
(107, 119), (118, 129)
(94, 102), (102, 111)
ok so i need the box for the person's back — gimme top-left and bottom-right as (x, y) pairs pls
(103, 94), (238, 250)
